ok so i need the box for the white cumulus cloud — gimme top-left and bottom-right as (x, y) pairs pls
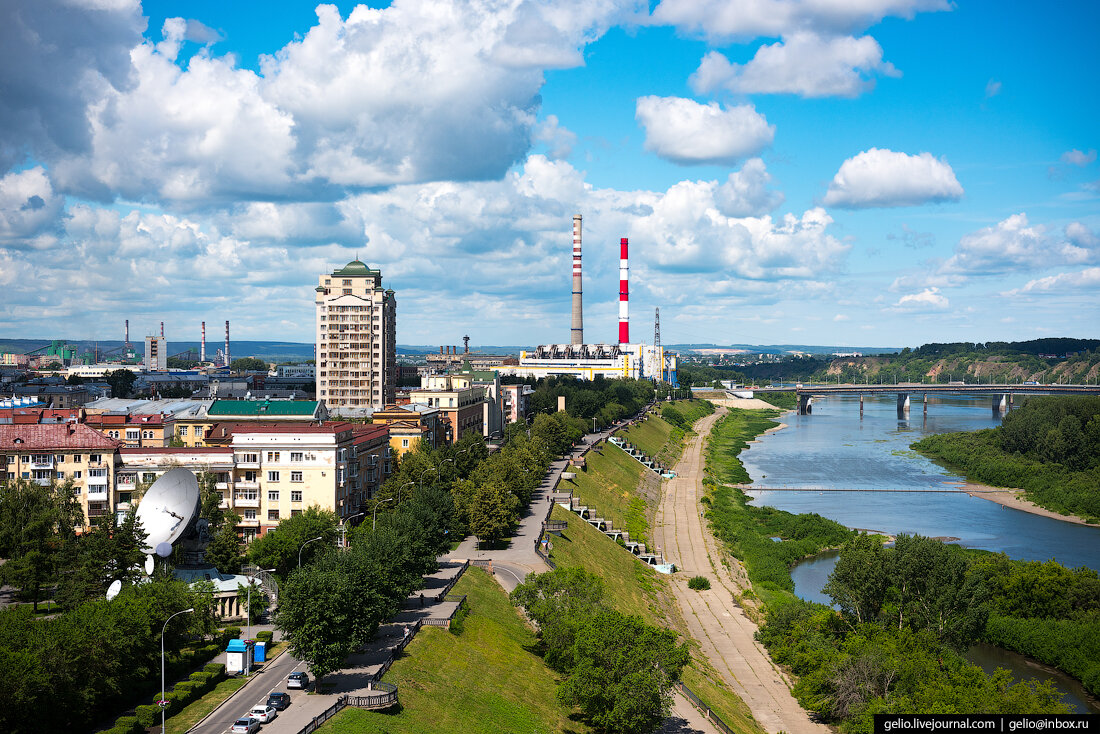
(893, 287), (949, 311)
(1013, 267), (1100, 294)
(823, 148), (963, 208)
(715, 159), (784, 217)
(942, 215), (1099, 276)
(0, 167), (65, 246)
(650, 0), (950, 42)
(1061, 149), (1097, 167)
(690, 33), (899, 98)
(635, 97), (774, 165)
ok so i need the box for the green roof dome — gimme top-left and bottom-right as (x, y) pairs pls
(333, 259), (377, 276)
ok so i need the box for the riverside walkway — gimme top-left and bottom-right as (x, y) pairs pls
(656, 408), (829, 734)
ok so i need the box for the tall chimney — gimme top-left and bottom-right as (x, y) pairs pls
(201, 321), (206, 362)
(571, 214), (583, 345)
(125, 319), (129, 346)
(618, 238), (629, 345)
(160, 321), (164, 337)
(224, 320), (230, 367)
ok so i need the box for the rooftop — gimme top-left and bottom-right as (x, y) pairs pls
(207, 399), (320, 417)
(0, 423), (121, 451)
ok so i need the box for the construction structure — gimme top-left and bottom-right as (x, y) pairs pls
(144, 335), (167, 371)
(314, 259), (397, 416)
(510, 218), (677, 385)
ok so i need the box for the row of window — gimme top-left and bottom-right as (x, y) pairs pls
(233, 490), (304, 502)
(5, 454), (104, 464)
(265, 471), (303, 482)
(239, 509), (302, 521)
(105, 429), (156, 440)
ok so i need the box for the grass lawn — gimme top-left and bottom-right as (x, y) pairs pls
(549, 503), (766, 734)
(620, 399), (713, 469)
(563, 442), (650, 544)
(320, 567), (590, 734)
(166, 677), (250, 733)
(704, 408), (781, 485)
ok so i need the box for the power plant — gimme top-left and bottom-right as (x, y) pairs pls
(511, 215), (677, 385)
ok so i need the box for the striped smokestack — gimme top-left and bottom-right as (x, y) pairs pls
(125, 319), (129, 346)
(201, 321), (206, 362)
(225, 320), (230, 368)
(571, 214), (583, 345)
(618, 238), (629, 345)
(160, 321), (164, 337)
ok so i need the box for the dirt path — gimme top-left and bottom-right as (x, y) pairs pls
(656, 408), (829, 734)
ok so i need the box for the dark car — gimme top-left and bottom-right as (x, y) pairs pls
(287, 671), (310, 689)
(267, 692), (291, 710)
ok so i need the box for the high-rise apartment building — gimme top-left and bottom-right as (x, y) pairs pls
(315, 259), (397, 416)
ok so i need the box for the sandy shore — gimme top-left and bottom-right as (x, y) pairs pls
(961, 481), (1097, 527)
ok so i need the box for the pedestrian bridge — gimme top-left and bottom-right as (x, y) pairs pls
(779, 383), (1100, 416)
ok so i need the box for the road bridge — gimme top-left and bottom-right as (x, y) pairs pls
(769, 383), (1100, 416)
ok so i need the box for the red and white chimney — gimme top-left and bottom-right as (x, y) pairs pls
(570, 214), (583, 345)
(618, 238), (629, 345)
(224, 320), (230, 367)
(201, 321), (206, 363)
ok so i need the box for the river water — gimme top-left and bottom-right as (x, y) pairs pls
(739, 392), (1100, 713)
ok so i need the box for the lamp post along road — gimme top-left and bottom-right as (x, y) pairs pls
(298, 535), (324, 569)
(161, 607), (193, 734)
(246, 568), (275, 643)
(339, 512), (366, 547)
(373, 497), (393, 530)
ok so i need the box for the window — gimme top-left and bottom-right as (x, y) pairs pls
(243, 470), (257, 482)
(55, 471), (65, 479)
(179, 426), (189, 436)
(268, 490), (279, 502)
(90, 454), (101, 463)
(142, 430), (153, 439)
(267, 471), (280, 482)
(142, 472), (156, 483)
(243, 509), (257, 520)
(291, 509), (302, 517)
(291, 490), (303, 502)
(241, 453), (258, 463)
(54, 455), (64, 463)
(72, 470), (82, 479)
(268, 510), (280, 521)
(126, 430), (139, 440)
(290, 452), (303, 462)
(401, 438), (409, 448)
(266, 451), (280, 462)
(90, 468), (108, 478)
(290, 471), (303, 483)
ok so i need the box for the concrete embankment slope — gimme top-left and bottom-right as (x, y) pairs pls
(655, 408), (829, 734)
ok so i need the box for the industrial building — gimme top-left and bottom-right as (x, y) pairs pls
(508, 217), (678, 385)
(314, 259), (397, 416)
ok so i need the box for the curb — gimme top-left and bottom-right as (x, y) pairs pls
(185, 645), (290, 733)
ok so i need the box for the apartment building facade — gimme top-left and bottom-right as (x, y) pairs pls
(0, 424), (121, 524)
(315, 260), (397, 417)
(408, 374), (486, 444)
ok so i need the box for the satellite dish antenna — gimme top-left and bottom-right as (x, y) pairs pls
(106, 579), (122, 601)
(145, 555), (155, 575)
(135, 468), (200, 555)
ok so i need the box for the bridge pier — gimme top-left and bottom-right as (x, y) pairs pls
(859, 394), (864, 417)
(923, 394), (927, 417)
(897, 393), (910, 417)
(798, 394), (813, 415)
(993, 394), (1007, 415)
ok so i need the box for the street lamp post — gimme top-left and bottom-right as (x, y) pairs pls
(339, 512), (366, 547)
(419, 465), (439, 491)
(246, 567), (276, 642)
(373, 497), (393, 530)
(298, 535), (324, 569)
(161, 607), (194, 734)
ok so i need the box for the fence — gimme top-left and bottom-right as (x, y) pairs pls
(348, 682), (398, 710)
(434, 559), (469, 600)
(421, 594), (467, 628)
(674, 681), (737, 734)
(297, 695), (348, 734)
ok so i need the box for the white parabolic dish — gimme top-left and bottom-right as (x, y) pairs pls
(134, 468), (200, 554)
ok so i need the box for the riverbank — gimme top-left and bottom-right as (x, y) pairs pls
(962, 481), (1099, 527)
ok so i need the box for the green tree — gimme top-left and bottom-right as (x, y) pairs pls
(511, 567), (606, 671)
(246, 505), (337, 578)
(824, 533), (888, 625)
(462, 480), (519, 548)
(0, 479), (83, 611)
(104, 368), (136, 398)
(236, 580), (268, 624)
(557, 609), (690, 734)
(230, 357), (269, 372)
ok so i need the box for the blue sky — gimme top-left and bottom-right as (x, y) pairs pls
(0, 0), (1096, 350)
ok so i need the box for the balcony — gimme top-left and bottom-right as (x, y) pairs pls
(238, 517), (260, 527)
(234, 455), (260, 467)
(31, 460), (54, 470)
(87, 489), (109, 502)
(234, 495), (260, 508)
(33, 478), (51, 487)
(87, 507), (111, 518)
(215, 481), (230, 491)
(234, 480), (259, 491)
(88, 461), (109, 469)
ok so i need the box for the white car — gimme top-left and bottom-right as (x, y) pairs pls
(249, 704), (277, 723)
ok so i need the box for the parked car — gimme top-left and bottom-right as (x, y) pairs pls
(249, 704), (277, 723)
(231, 718), (260, 734)
(267, 692), (291, 710)
(287, 671), (310, 689)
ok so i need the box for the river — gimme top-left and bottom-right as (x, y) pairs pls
(739, 392), (1100, 713)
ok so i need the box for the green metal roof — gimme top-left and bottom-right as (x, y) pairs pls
(208, 400), (320, 416)
(332, 259), (379, 276)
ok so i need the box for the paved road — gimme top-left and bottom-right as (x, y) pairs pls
(655, 408), (828, 734)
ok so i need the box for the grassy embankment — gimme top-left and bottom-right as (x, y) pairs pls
(553, 404), (765, 734)
(621, 398), (714, 467)
(701, 408), (853, 610)
(754, 391), (796, 410)
(322, 567), (590, 734)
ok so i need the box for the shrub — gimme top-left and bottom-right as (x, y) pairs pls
(108, 716), (143, 734)
(221, 626), (242, 642)
(134, 704), (159, 728)
(204, 662), (226, 677)
(688, 576), (711, 591)
(255, 630), (274, 643)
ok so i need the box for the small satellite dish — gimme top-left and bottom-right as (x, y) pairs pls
(156, 542), (173, 558)
(135, 468), (200, 555)
(106, 579), (122, 601)
(145, 555), (154, 575)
